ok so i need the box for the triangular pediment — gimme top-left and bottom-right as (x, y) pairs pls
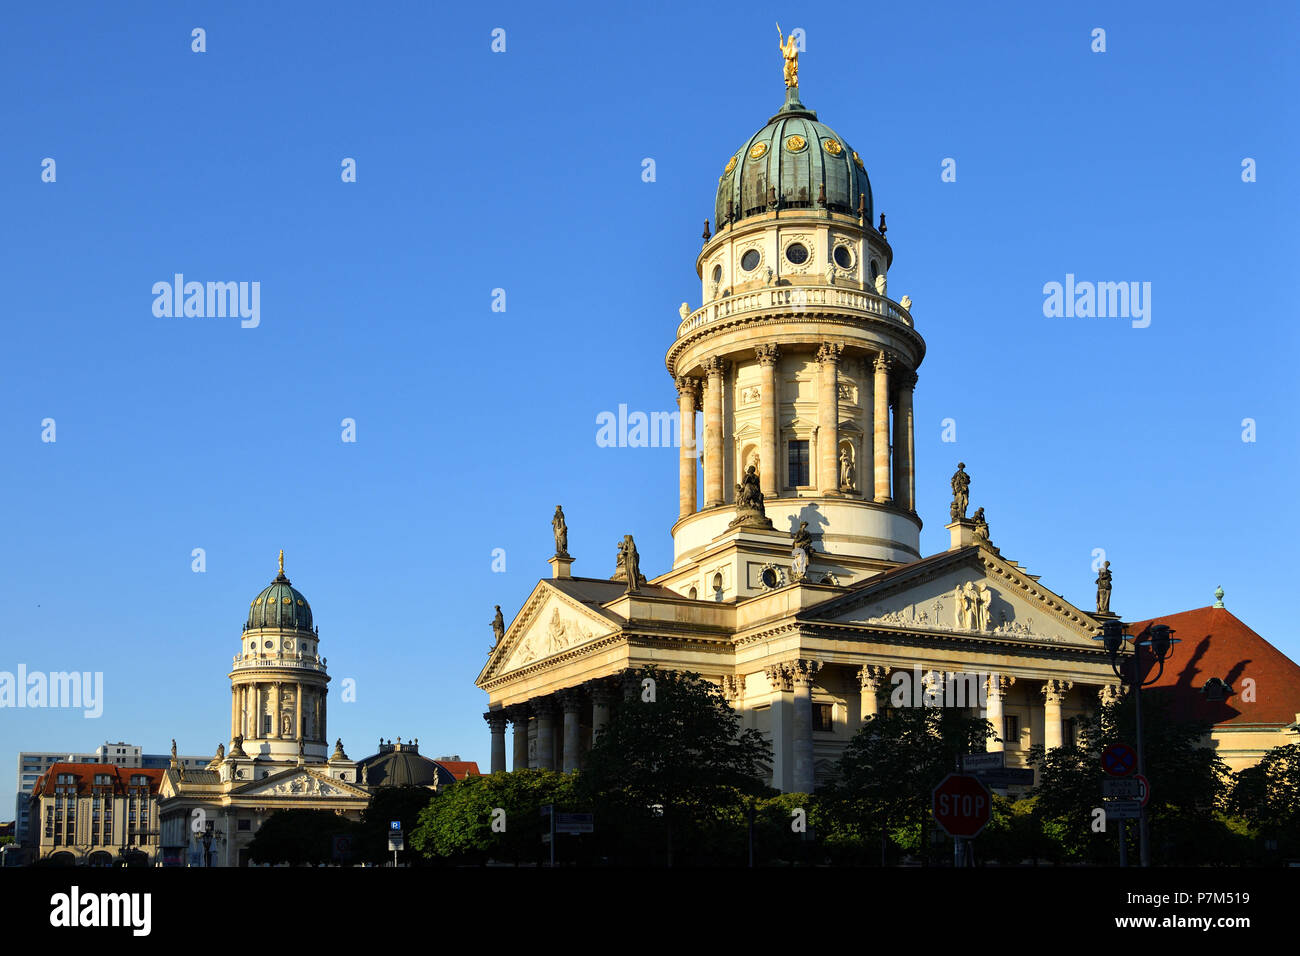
(479, 581), (621, 682)
(231, 768), (367, 800)
(807, 547), (1101, 647)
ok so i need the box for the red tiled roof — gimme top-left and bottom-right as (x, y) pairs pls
(30, 763), (166, 797)
(433, 761), (480, 780)
(1124, 606), (1300, 727)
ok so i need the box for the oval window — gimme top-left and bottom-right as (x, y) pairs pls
(834, 245), (852, 269)
(712, 264), (722, 282)
(869, 259), (880, 282)
(785, 243), (809, 265)
(741, 249), (761, 271)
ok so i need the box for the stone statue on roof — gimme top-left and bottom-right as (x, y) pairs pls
(552, 506), (569, 558)
(1096, 561), (1112, 614)
(950, 463), (970, 521)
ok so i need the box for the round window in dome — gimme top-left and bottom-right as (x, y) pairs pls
(834, 245), (853, 269)
(712, 264), (722, 282)
(785, 243), (809, 265)
(741, 249), (761, 272)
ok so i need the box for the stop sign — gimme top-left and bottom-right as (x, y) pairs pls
(932, 773), (991, 838)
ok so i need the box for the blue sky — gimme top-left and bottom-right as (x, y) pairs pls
(1, 2), (1297, 801)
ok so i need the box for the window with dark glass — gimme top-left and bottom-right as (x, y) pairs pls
(785, 242), (809, 265)
(814, 703), (834, 732)
(741, 249), (761, 272)
(788, 440), (810, 486)
(834, 245), (852, 269)
(1003, 715), (1020, 748)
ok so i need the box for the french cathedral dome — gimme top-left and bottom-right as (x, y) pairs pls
(245, 564), (313, 631)
(714, 87), (873, 228)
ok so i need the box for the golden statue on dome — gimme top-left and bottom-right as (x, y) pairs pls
(278, 549), (284, 575)
(777, 24), (799, 88)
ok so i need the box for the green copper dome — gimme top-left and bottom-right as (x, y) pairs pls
(714, 88), (873, 228)
(245, 564), (313, 631)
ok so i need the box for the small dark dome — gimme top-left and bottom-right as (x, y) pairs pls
(246, 571), (313, 631)
(715, 88), (873, 228)
(358, 740), (456, 788)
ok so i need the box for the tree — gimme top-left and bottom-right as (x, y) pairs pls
(353, 786), (437, 865)
(247, 809), (356, 866)
(1229, 742), (1300, 859)
(577, 666), (773, 866)
(821, 705), (995, 864)
(1029, 695), (1233, 864)
(411, 770), (577, 865)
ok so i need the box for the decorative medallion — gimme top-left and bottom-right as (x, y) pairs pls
(282, 597), (290, 604)
(823, 139), (844, 156)
(724, 154), (738, 175)
(748, 142), (769, 160)
(852, 150), (864, 169)
(784, 134), (807, 152)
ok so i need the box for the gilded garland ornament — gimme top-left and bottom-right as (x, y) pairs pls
(724, 154), (738, 175)
(823, 139), (843, 156)
(853, 150), (865, 169)
(749, 142), (769, 160)
(785, 134), (807, 152)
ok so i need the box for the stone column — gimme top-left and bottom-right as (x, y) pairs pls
(1042, 680), (1072, 750)
(873, 352), (892, 503)
(273, 682), (282, 739)
(484, 711), (508, 773)
(1099, 683), (1122, 707)
(764, 664), (794, 792)
(558, 690), (583, 773)
(756, 345), (780, 498)
(703, 357), (726, 507)
(588, 683), (616, 744)
(790, 659), (822, 794)
(533, 700), (556, 771)
(985, 675), (1015, 752)
(676, 376), (699, 518)
(230, 686), (238, 742)
(320, 690), (327, 742)
(860, 358), (875, 487)
(506, 705), (530, 771)
(816, 344), (843, 495)
(295, 682), (303, 740)
(858, 665), (889, 723)
(895, 369), (916, 511)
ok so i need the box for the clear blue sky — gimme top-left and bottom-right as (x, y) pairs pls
(2, 2), (1297, 803)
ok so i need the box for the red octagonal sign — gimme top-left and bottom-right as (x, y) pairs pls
(932, 773), (992, 838)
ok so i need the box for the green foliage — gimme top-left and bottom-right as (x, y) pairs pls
(247, 808), (355, 866)
(1029, 694), (1233, 864)
(1228, 742), (1300, 859)
(577, 666), (773, 865)
(410, 770), (578, 865)
(352, 785), (436, 865)
(819, 705), (995, 864)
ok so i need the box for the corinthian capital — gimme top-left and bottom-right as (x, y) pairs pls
(675, 375), (700, 398)
(1042, 679), (1073, 704)
(816, 342), (844, 366)
(764, 663), (794, 693)
(873, 351), (893, 375)
(790, 659), (823, 686)
(858, 664), (889, 691)
(720, 674), (744, 702)
(985, 673), (1015, 700)
(703, 356), (728, 378)
(755, 344), (781, 366)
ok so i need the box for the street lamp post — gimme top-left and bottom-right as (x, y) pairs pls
(1094, 619), (1179, 868)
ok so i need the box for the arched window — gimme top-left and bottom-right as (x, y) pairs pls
(688, 587), (698, 600)
(713, 573), (724, 601)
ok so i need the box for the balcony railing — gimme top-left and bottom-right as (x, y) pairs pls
(231, 656), (325, 672)
(677, 284), (914, 339)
